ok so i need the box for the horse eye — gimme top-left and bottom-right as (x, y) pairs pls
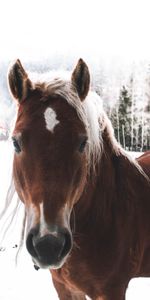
(12, 137), (21, 153)
(78, 137), (87, 153)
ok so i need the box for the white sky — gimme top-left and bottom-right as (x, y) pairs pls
(0, 0), (150, 62)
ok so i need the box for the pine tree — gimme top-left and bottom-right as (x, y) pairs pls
(117, 86), (132, 149)
(143, 66), (150, 150)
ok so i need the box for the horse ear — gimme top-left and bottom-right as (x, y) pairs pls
(8, 59), (32, 102)
(71, 58), (90, 101)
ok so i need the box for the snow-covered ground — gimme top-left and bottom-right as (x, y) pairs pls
(0, 140), (150, 300)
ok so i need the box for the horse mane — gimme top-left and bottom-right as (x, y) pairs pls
(0, 170), (26, 261)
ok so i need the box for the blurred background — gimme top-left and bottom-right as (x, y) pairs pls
(0, 0), (150, 151)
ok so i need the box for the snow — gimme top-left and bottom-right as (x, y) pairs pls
(0, 247), (58, 300)
(0, 141), (149, 300)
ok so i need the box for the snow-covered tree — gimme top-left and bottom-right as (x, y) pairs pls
(117, 86), (132, 149)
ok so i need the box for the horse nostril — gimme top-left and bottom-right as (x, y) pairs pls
(60, 230), (72, 258)
(26, 228), (38, 258)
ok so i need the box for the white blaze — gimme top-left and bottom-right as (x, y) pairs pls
(44, 107), (59, 132)
(39, 203), (58, 238)
(39, 203), (46, 235)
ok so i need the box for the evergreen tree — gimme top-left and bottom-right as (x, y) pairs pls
(117, 86), (132, 149)
(110, 105), (120, 144)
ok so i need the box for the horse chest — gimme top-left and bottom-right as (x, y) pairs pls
(52, 251), (104, 298)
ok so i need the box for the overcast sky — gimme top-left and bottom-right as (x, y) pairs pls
(0, 0), (150, 63)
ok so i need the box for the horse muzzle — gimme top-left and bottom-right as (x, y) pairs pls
(26, 226), (72, 269)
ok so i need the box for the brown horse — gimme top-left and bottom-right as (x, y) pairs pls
(7, 58), (150, 300)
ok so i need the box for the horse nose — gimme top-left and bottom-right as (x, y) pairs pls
(26, 227), (72, 267)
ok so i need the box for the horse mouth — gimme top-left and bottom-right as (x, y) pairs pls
(32, 255), (69, 270)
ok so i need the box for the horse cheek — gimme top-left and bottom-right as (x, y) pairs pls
(71, 156), (87, 205)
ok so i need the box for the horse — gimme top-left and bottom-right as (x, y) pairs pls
(7, 58), (150, 300)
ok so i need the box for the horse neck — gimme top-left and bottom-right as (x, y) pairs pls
(73, 141), (150, 236)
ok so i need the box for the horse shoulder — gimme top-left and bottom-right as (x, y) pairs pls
(137, 151), (150, 177)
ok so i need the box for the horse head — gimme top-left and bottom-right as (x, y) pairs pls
(8, 58), (91, 269)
